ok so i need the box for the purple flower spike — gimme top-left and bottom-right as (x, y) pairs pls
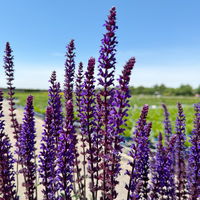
(0, 90), (19, 200)
(18, 95), (37, 200)
(74, 62), (86, 197)
(109, 57), (136, 199)
(39, 106), (57, 200)
(75, 62), (84, 116)
(162, 104), (172, 144)
(126, 105), (151, 200)
(57, 100), (75, 200)
(97, 7), (118, 199)
(150, 133), (175, 200)
(80, 58), (96, 198)
(48, 71), (63, 149)
(3, 42), (20, 141)
(64, 39), (76, 103)
(3, 42), (21, 193)
(175, 103), (188, 199)
(188, 103), (200, 199)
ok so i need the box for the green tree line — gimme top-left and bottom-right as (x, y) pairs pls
(130, 84), (200, 96)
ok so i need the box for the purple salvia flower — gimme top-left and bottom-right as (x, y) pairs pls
(0, 90), (18, 200)
(39, 106), (57, 200)
(3, 42), (20, 141)
(3, 42), (21, 193)
(57, 100), (75, 200)
(80, 58), (96, 198)
(63, 40), (80, 195)
(64, 39), (76, 103)
(188, 103), (200, 199)
(97, 7), (118, 199)
(150, 133), (175, 200)
(126, 105), (151, 200)
(48, 71), (63, 149)
(109, 57), (135, 199)
(74, 62), (86, 197)
(175, 103), (188, 200)
(162, 104), (173, 144)
(93, 93), (103, 198)
(18, 96), (37, 200)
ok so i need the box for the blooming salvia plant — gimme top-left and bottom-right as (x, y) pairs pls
(2, 6), (200, 200)
(97, 7), (118, 199)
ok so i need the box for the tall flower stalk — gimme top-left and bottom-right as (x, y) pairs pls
(109, 57), (135, 199)
(57, 100), (75, 200)
(150, 133), (175, 200)
(80, 58), (96, 199)
(126, 105), (151, 200)
(188, 103), (200, 199)
(75, 62), (85, 198)
(175, 103), (188, 200)
(3, 42), (20, 141)
(3, 42), (21, 192)
(18, 96), (37, 200)
(48, 71), (63, 150)
(97, 7), (118, 199)
(39, 106), (57, 200)
(63, 40), (81, 195)
(0, 90), (18, 200)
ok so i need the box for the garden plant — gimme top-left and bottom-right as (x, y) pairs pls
(0, 7), (199, 200)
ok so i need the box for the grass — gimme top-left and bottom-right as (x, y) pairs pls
(12, 91), (200, 140)
(125, 95), (199, 140)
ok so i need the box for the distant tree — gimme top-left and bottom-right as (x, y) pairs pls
(175, 84), (193, 96)
(195, 85), (200, 94)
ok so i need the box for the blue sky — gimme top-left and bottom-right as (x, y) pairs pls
(0, 0), (200, 89)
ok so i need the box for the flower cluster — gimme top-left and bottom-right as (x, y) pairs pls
(1, 6), (200, 200)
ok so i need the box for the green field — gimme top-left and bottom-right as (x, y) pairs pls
(12, 91), (200, 141)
